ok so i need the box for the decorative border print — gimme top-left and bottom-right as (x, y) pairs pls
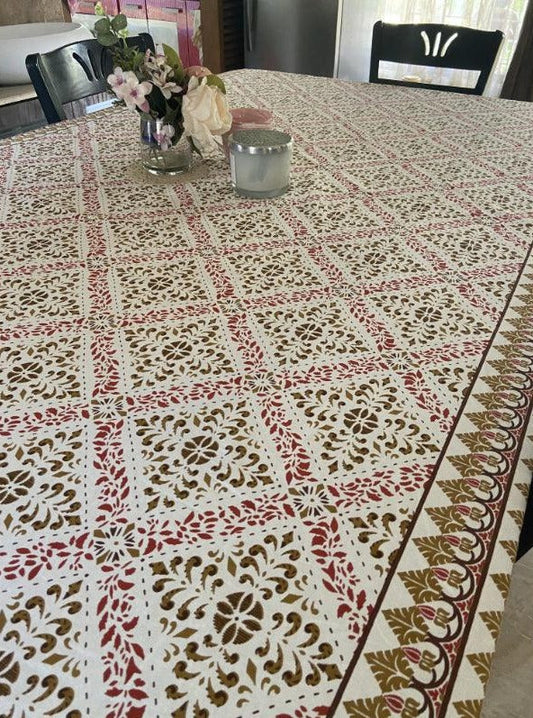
(330, 253), (533, 717)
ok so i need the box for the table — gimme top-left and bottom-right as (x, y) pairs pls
(0, 69), (532, 718)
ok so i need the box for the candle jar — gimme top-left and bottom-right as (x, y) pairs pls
(228, 129), (293, 199)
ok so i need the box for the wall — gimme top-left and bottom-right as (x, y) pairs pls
(0, 0), (70, 26)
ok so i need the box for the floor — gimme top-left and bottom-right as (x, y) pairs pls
(481, 546), (533, 717)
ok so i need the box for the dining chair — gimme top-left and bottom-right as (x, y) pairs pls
(369, 21), (503, 95)
(26, 34), (155, 124)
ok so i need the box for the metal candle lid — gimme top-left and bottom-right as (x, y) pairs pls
(228, 129), (292, 155)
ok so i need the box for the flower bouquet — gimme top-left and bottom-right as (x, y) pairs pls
(93, 2), (232, 173)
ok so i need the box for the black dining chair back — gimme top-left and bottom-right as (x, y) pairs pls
(26, 33), (155, 124)
(369, 21), (503, 95)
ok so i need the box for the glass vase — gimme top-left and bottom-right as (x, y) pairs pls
(140, 117), (192, 176)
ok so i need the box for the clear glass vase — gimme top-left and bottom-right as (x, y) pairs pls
(140, 117), (192, 175)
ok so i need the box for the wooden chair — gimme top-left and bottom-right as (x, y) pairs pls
(369, 21), (503, 95)
(26, 34), (155, 124)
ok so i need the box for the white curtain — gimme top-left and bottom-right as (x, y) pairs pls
(336, 0), (529, 96)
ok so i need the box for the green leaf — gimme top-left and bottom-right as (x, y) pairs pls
(130, 49), (145, 71)
(162, 43), (182, 70)
(110, 44), (139, 71)
(97, 31), (119, 47)
(162, 43), (185, 84)
(111, 13), (128, 31)
(163, 102), (182, 128)
(147, 85), (167, 117)
(189, 136), (202, 156)
(94, 17), (111, 34)
(205, 74), (226, 94)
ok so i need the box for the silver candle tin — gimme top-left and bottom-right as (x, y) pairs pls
(228, 129), (293, 198)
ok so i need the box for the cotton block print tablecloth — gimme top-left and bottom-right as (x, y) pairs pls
(0, 69), (532, 718)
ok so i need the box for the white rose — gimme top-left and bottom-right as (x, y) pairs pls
(182, 76), (232, 158)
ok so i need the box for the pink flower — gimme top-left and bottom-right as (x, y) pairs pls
(186, 65), (212, 78)
(151, 76), (183, 100)
(121, 81), (152, 112)
(152, 123), (175, 151)
(107, 67), (152, 112)
(107, 66), (128, 90)
(144, 50), (169, 73)
(143, 50), (183, 99)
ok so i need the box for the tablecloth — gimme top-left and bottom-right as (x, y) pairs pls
(0, 69), (532, 718)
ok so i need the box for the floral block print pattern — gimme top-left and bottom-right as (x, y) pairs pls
(133, 395), (286, 512)
(0, 269), (87, 323)
(0, 70), (532, 718)
(0, 424), (88, 536)
(146, 524), (348, 716)
(0, 335), (88, 409)
(0, 579), (94, 718)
